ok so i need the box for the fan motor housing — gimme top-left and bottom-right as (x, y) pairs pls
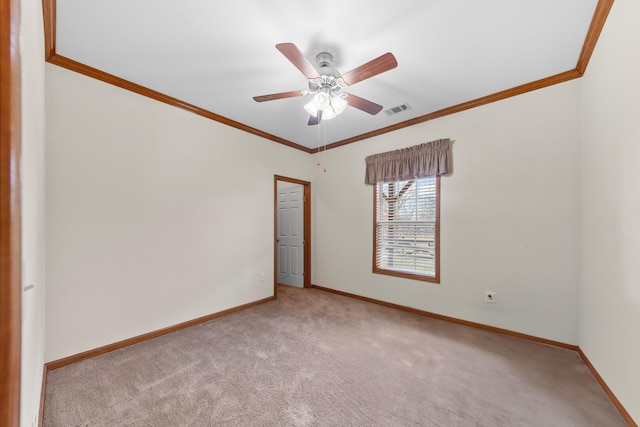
(315, 52), (334, 68)
(308, 75), (345, 93)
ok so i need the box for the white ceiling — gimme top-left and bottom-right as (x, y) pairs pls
(53, 0), (600, 150)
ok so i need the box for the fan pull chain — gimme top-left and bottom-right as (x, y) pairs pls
(316, 119), (327, 172)
(317, 119), (321, 166)
(322, 120), (327, 172)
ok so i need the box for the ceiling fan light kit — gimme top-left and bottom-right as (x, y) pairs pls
(254, 42), (397, 126)
(304, 90), (347, 121)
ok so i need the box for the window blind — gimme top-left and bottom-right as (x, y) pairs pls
(375, 176), (437, 277)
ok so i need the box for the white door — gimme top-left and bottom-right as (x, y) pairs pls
(277, 182), (304, 287)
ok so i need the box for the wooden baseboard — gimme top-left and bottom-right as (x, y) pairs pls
(578, 348), (637, 427)
(311, 284), (577, 350)
(40, 286), (637, 427)
(45, 295), (275, 371)
(311, 284), (637, 426)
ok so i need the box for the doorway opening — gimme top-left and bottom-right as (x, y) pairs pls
(274, 175), (311, 296)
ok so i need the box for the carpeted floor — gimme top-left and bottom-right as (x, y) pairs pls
(43, 285), (627, 426)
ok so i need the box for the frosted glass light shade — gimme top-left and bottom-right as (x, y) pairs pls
(304, 92), (347, 120)
(304, 100), (319, 116)
(314, 92), (331, 109)
(331, 95), (347, 116)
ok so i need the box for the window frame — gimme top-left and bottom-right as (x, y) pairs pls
(372, 175), (440, 283)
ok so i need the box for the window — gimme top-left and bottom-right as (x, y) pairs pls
(373, 176), (439, 282)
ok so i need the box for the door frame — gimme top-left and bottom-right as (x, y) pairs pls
(274, 175), (311, 296)
(1, 0), (23, 425)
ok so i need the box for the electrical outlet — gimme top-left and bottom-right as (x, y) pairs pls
(259, 272), (265, 282)
(485, 291), (497, 303)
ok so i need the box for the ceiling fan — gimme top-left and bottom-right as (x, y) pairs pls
(253, 43), (398, 125)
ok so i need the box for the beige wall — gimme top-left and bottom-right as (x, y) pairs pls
(20, 0), (47, 425)
(580, 0), (640, 421)
(43, 2), (638, 422)
(311, 80), (581, 345)
(45, 66), (313, 361)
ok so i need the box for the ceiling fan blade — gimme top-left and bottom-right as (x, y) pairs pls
(276, 43), (321, 79)
(341, 52), (397, 86)
(345, 93), (384, 115)
(308, 110), (322, 126)
(253, 90), (305, 102)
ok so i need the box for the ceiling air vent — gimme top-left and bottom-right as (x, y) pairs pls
(384, 103), (412, 116)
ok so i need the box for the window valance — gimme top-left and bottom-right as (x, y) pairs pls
(364, 138), (452, 185)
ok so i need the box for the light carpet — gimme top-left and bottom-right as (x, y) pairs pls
(43, 285), (627, 426)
